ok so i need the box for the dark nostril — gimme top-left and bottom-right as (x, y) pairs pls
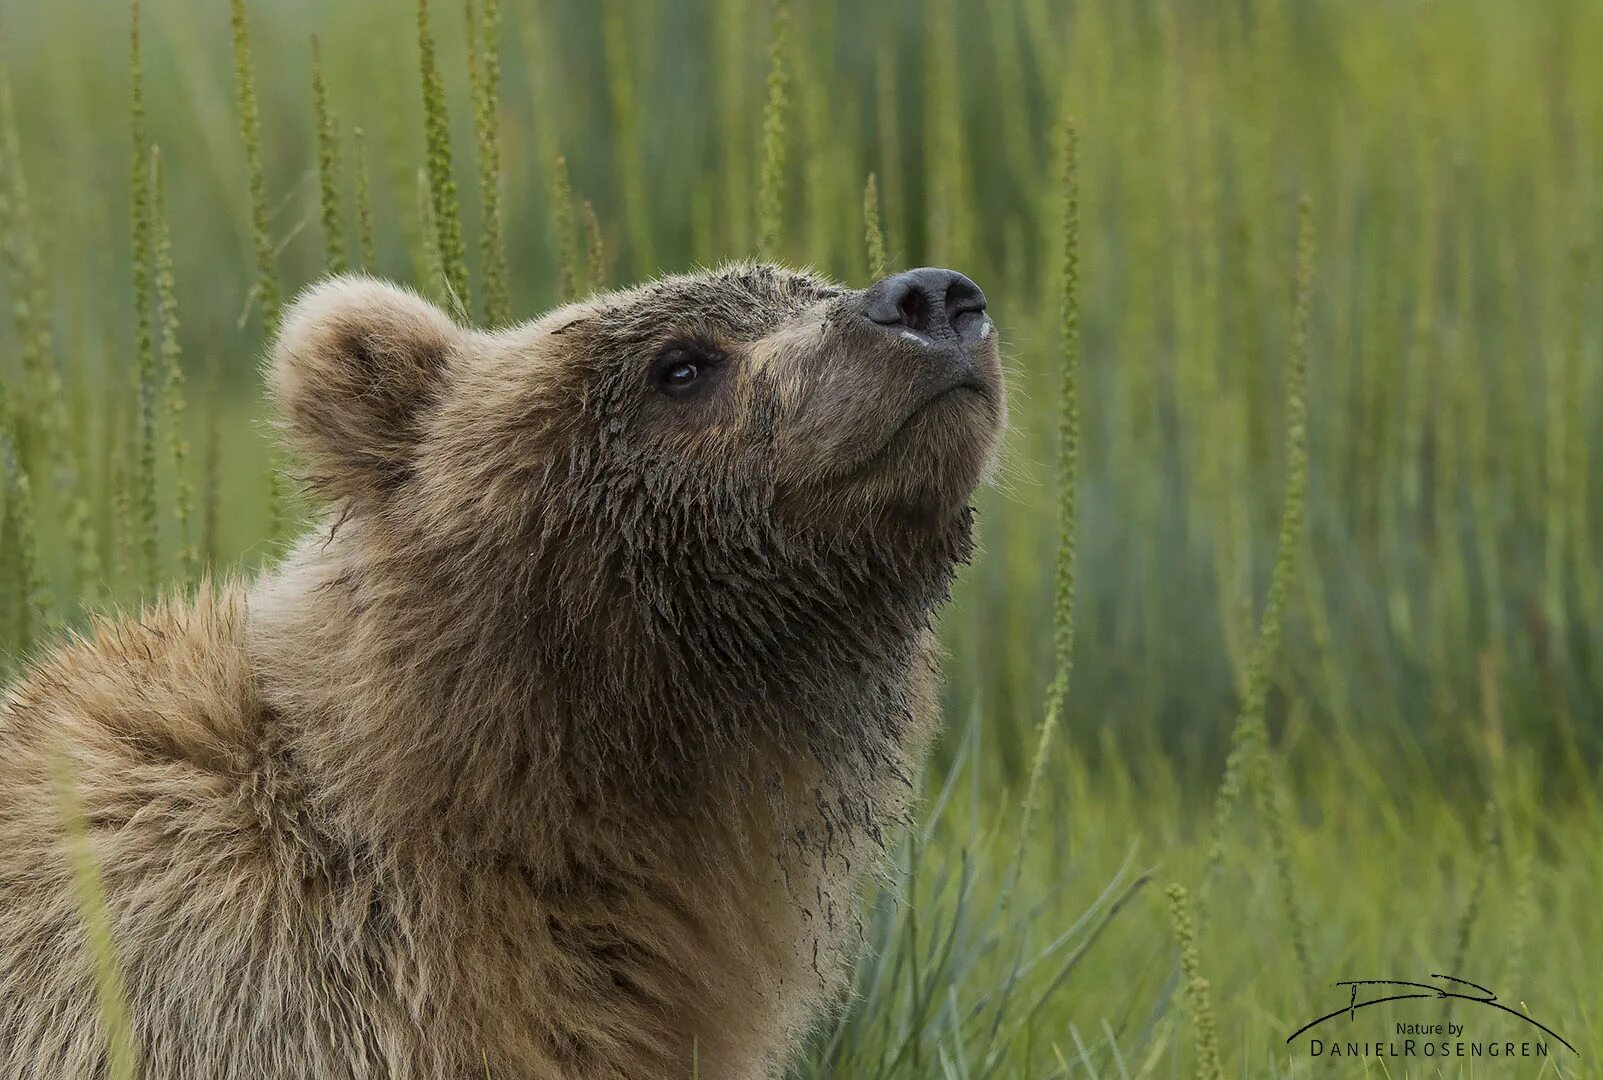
(865, 267), (987, 340)
(943, 274), (987, 325)
(898, 289), (925, 329)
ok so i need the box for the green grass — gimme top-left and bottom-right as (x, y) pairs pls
(2, 0), (1602, 1074)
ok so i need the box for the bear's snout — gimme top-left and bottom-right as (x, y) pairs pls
(862, 267), (991, 352)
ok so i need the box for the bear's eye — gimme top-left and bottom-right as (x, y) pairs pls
(653, 345), (719, 398)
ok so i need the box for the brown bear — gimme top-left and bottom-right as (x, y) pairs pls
(0, 262), (1004, 1078)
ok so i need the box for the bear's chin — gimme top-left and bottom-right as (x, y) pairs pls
(782, 387), (999, 535)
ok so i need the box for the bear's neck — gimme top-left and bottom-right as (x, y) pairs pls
(246, 511), (966, 862)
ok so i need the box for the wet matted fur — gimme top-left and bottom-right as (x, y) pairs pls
(0, 264), (1005, 1078)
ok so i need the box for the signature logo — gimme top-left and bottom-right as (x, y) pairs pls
(1285, 974), (1577, 1058)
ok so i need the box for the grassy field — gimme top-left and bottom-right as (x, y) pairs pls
(2, 0), (1602, 1075)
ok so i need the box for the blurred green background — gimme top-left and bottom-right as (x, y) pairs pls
(2, 0), (1601, 1074)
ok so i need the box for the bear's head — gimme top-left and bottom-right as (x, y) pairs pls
(268, 264), (1004, 792)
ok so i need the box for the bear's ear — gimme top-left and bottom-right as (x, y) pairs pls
(268, 276), (462, 506)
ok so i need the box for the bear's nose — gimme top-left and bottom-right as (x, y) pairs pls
(864, 267), (988, 346)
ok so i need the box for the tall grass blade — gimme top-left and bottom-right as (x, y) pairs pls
(583, 199), (606, 293)
(755, 0), (791, 261)
(550, 154), (579, 301)
(1200, 196), (1315, 960)
(53, 751), (140, 1080)
(152, 146), (195, 585)
(863, 172), (886, 282)
(600, 4), (655, 277)
(467, 0), (510, 325)
(353, 126), (378, 270)
(230, 0), (280, 331)
(417, 0), (471, 318)
(310, 35), (347, 276)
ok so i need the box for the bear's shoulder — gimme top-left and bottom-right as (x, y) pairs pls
(1, 585), (262, 782)
(0, 584), (335, 897)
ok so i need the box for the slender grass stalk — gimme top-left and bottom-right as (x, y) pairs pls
(467, 0), (510, 324)
(126, 11), (162, 597)
(152, 147), (195, 585)
(353, 126), (378, 270)
(52, 751), (140, 1080)
(922, 0), (969, 265)
(797, 0), (838, 273)
(1200, 197), (1315, 939)
(583, 199), (606, 293)
(600, 4), (655, 277)
(129, 0), (160, 596)
(0, 74), (59, 459)
(417, 0), (470, 317)
(230, 0), (280, 331)
(1166, 885), (1223, 1080)
(863, 172), (886, 282)
(201, 352), (221, 571)
(1017, 118), (1080, 858)
(1447, 800), (1498, 982)
(1563, 242), (1595, 625)
(310, 36), (347, 276)
(549, 154), (578, 301)
(417, 166), (449, 306)
(0, 486), (15, 660)
(1504, 841), (1535, 993)
(267, 462), (286, 543)
(0, 381), (50, 652)
(134, 157), (162, 597)
(755, 0), (791, 261)
(0, 73), (99, 609)
(110, 456), (133, 587)
(715, 0), (753, 254)
(1049, 118), (1080, 721)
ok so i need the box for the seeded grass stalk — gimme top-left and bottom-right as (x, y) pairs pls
(862, 173), (885, 282)
(550, 154), (579, 301)
(0, 382), (50, 653)
(230, 0), (279, 331)
(417, 0), (470, 319)
(126, 45), (162, 601)
(109, 457), (132, 585)
(600, 5), (655, 278)
(353, 127), (378, 270)
(715, 0), (753, 254)
(1166, 885), (1223, 1080)
(152, 147), (195, 585)
(922, 0), (968, 265)
(1448, 800), (1499, 983)
(1200, 197), (1315, 942)
(201, 353), (221, 570)
(582, 199), (605, 293)
(797, 0), (838, 274)
(0, 74), (60, 460)
(1244, 203), (1321, 982)
(755, 0), (790, 261)
(52, 751), (139, 1080)
(126, 0), (162, 598)
(466, 0), (510, 325)
(1563, 243), (1596, 624)
(1015, 118), (1080, 868)
(0, 75), (100, 607)
(310, 36), (347, 276)
(417, 166), (449, 307)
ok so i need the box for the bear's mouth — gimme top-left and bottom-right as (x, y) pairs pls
(834, 377), (996, 485)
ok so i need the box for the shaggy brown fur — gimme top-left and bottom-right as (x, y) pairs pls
(0, 263), (1004, 1078)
